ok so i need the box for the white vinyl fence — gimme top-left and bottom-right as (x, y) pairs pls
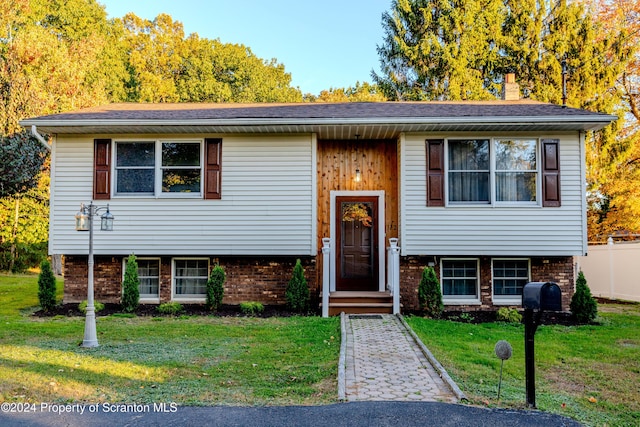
(576, 239), (640, 302)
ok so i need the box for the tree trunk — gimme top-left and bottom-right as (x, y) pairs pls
(9, 198), (19, 272)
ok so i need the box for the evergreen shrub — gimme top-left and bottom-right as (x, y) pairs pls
(240, 301), (264, 316)
(121, 254), (140, 313)
(570, 271), (598, 323)
(418, 266), (444, 318)
(37, 259), (57, 311)
(286, 259), (310, 314)
(206, 265), (226, 311)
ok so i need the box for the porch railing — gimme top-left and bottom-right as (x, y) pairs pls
(321, 238), (331, 318)
(321, 236), (400, 317)
(387, 238), (400, 314)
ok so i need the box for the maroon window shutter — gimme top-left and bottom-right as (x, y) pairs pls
(94, 139), (111, 200)
(205, 138), (222, 199)
(426, 139), (445, 206)
(542, 139), (561, 207)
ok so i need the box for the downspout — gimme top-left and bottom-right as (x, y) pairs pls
(31, 125), (51, 151)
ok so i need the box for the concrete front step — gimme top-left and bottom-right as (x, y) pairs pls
(323, 291), (394, 316)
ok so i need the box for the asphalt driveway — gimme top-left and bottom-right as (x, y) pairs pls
(0, 401), (581, 427)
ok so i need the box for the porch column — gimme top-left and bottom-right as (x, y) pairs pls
(388, 238), (401, 314)
(322, 237), (331, 318)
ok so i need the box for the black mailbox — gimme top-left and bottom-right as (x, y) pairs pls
(522, 282), (562, 311)
(522, 281), (562, 408)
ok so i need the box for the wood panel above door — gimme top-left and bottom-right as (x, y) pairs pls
(317, 139), (399, 250)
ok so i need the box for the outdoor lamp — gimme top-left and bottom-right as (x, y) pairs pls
(355, 168), (362, 182)
(75, 204), (90, 231)
(100, 206), (114, 231)
(75, 201), (114, 348)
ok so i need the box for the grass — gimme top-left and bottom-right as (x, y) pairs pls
(0, 273), (340, 406)
(3, 271), (639, 425)
(406, 305), (640, 427)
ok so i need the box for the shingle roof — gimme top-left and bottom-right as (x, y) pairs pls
(20, 101), (616, 138)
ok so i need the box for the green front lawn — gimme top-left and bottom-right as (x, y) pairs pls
(0, 273), (340, 406)
(3, 272), (639, 427)
(406, 305), (640, 427)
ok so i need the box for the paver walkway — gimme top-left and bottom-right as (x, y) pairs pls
(343, 313), (460, 403)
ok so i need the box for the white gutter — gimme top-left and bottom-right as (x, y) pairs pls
(31, 125), (51, 151)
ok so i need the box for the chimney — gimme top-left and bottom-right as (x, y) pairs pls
(502, 73), (519, 101)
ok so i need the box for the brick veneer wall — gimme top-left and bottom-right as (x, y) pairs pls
(64, 256), (123, 303)
(399, 256), (575, 312)
(63, 255), (317, 306)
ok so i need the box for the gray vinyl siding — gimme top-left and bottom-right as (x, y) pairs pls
(50, 134), (315, 256)
(400, 132), (586, 256)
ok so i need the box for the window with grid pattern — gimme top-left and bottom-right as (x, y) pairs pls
(441, 259), (479, 300)
(492, 259), (529, 299)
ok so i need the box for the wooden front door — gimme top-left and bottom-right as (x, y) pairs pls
(336, 196), (378, 291)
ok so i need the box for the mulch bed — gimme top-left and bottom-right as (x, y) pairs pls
(34, 303), (584, 325)
(33, 303), (298, 318)
(409, 310), (584, 326)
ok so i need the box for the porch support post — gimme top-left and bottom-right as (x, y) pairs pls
(388, 238), (401, 314)
(322, 237), (331, 318)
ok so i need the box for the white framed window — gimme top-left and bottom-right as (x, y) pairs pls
(114, 140), (203, 197)
(122, 257), (160, 302)
(172, 258), (209, 301)
(492, 258), (530, 304)
(446, 138), (538, 206)
(115, 141), (155, 195)
(440, 258), (481, 304)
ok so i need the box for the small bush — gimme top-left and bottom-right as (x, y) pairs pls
(37, 260), (57, 312)
(285, 259), (310, 314)
(79, 300), (105, 314)
(570, 271), (598, 323)
(240, 301), (264, 316)
(206, 265), (225, 311)
(157, 302), (184, 315)
(418, 266), (444, 318)
(496, 307), (522, 323)
(121, 254), (140, 313)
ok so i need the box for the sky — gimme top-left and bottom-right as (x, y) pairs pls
(99, 0), (392, 95)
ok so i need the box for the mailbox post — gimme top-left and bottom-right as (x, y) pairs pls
(522, 282), (562, 408)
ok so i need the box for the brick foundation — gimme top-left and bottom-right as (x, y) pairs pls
(63, 255), (317, 306)
(399, 256), (575, 312)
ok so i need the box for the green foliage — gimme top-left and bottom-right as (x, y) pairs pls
(122, 13), (302, 103)
(570, 271), (598, 323)
(285, 259), (310, 314)
(313, 82), (387, 102)
(0, 242), (48, 273)
(0, 132), (48, 198)
(157, 302), (184, 315)
(374, 0), (627, 106)
(374, 0), (505, 101)
(121, 254), (140, 313)
(496, 307), (522, 323)
(0, 0), (123, 135)
(37, 260), (56, 311)
(418, 267), (443, 318)
(79, 300), (105, 313)
(240, 301), (264, 316)
(206, 264), (225, 311)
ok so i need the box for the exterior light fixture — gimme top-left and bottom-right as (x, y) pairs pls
(355, 168), (362, 182)
(75, 204), (90, 231)
(100, 206), (114, 231)
(74, 201), (114, 348)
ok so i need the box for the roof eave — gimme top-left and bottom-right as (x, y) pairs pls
(20, 114), (617, 134)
